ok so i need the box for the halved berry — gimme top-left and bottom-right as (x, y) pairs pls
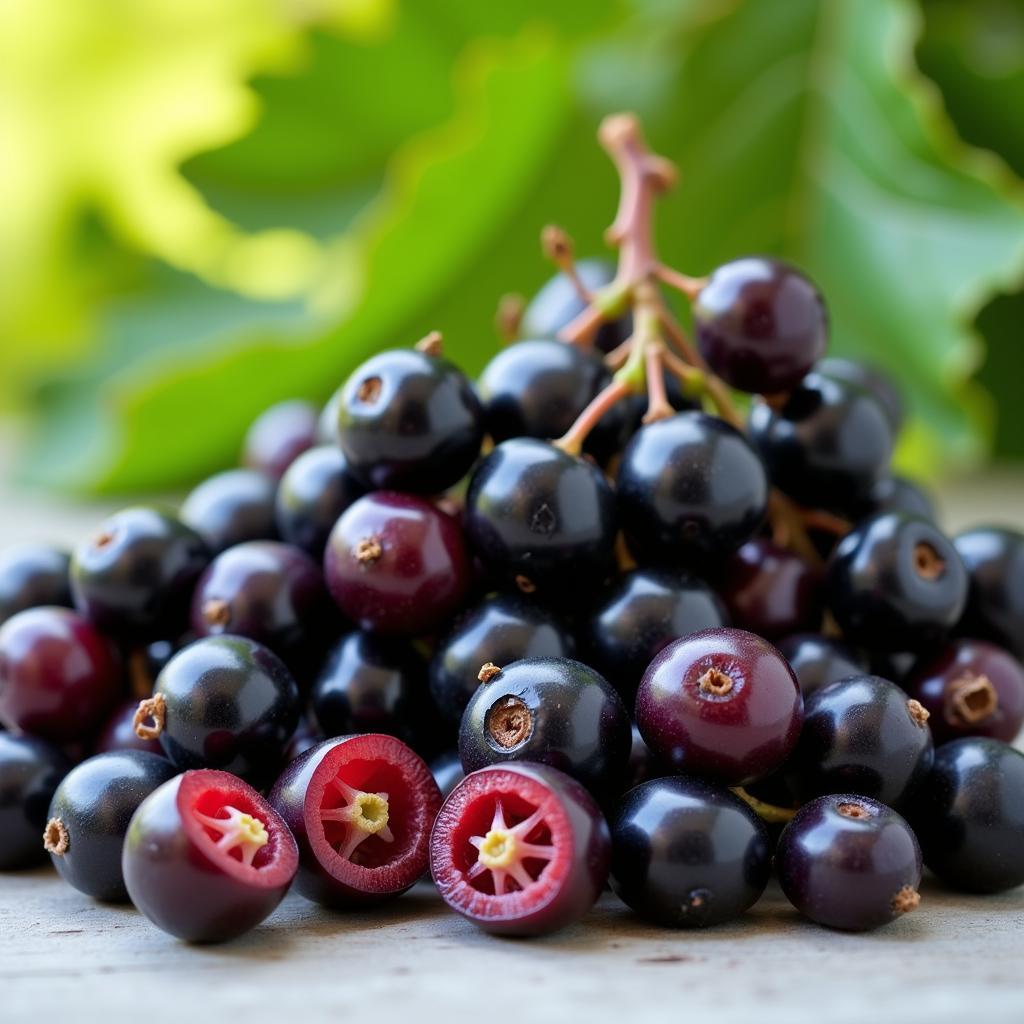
(430, 762), (610, 936)
(269, 734), (441, 907)
(122, 769), (298, 943)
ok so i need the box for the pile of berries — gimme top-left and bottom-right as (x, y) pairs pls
(2, 115), (1023, 943)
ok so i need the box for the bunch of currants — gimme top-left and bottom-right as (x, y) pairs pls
(1, 114), (1022, 943)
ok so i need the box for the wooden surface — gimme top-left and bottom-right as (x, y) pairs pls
(1, 871), (1022, 1024)
(2, 443), (1024, 1022)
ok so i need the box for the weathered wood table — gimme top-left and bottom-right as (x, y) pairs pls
(2, 449), (1023, 1023)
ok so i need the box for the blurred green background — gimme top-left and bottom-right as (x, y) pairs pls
(1, 0), (1022, 496)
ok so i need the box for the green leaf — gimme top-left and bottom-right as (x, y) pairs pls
(21, 28), (575, 492)
(582, 0), (1024, 472)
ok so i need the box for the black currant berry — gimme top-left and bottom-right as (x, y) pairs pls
(776, 794), (922, 931)
(776, 633), (866, 696)
(586, 568), (727, 700)
(817, 356), (903, 432)
(610, 776), (770, 928)
(242, 399), (318, 479)
(0, 544), (72, 625)
(429, 595), (574, 724)
(477, 339), (621, 452)
(910, 737), (1024, 894)
(794, 674), (934, 808)
(458, 657), (631, 797)
(694, 258), (827, 395)
(337, 348), (483, 493)
(143, 635), (300, 786)
(70, 507), (209, 639)
(954, 526), (1024, 661)
(616, 412), (767, 567)
(748, 372), (894, 512)
(275, 445), (366, 558)
(0, 733), (70, 869)
(465, 438), (617, 601)
(827, 512), (968, 651)
(311, 631), (444, 756)
(180, 469), (278, 555)
(520, 259), (631, 354)
(44, 750), (178, 902)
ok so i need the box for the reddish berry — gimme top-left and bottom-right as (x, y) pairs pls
(430, 762), (610, 936)
(636, 627), (803, 786)
(123, 769), (299, 943)
(269, 734), (441, 907)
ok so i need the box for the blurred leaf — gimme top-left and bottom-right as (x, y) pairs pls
(21, 28), (575, 491)
(917, 0), (1024, 460)
(13, 0), (1024, 492)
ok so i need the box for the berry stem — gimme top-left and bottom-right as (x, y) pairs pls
(655, 263), (707, 300)
(553, 379), (632, 456)
(542, 225), (592, 304)
(731, 787), (797, 825)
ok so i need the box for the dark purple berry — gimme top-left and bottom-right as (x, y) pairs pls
(636, 627), (803, 786)
(694, 258), (827, 395)
(776, 794), (922, 931)
(794, 674), (934, 808)
(458, 657), (631, 797)
(337, 349), (483, 493)
(181, 469), (278, 554)
(617, 413), (768, 567)
(324, 492), (470, 636)
(243, 399), (318, 479)
(0, 545), (71, 625)
(610, 776), (770, 928)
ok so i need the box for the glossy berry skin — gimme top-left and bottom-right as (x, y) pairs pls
(0, 607), (121, 742)
(324, 492), (470, 635)
(270, 734), (441, 908)
(906, 640), (1024, 745)
(694, 258), (827, 395)
(311, 631), (441, 755)
(242, 399), (318, 479)
(476, 339), (622, 457)
(459, 657), (631, 798)
(275, 445), (366, 558)
(429, 595), (574, 724)
(0, 733), (70, 869)
(70, 507), (209, 639)
(94, 700), (165, 757)
(617, 414), (768, 567)
(430, 762), (610, 936)
(45, 751), (177, 902)
(827, 513), (968, 652)
(337, 349), (483, 494)
(910, 738), (1024, 893)
(954, 527), (1024, 661)
(465, 438), (617, 600)
(795, 675), (933, 808)
(718, 540), (822, 641)
(191, 541), (330, 664)
(520, 259), (630, 354)
(748, 373), (894, 512)
(610, 777), (770, 928)
(123, 770), (299, 942)
(586, 569), (727, 700)
(776, 633), (865, 696)
(151, 636), (300, 786)
(817, 356), (904, 432)
(776, 795), (922, 932)
(180, 469), (278, 554)
(858, 475), (936, 522)
(636, 628), (803, 786)
(0, 544), (72, 625)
